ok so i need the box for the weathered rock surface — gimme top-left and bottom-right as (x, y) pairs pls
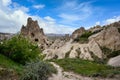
(88, 25), (103, 33)
(108, 55), (120, 67)
(89, 26), (120, 50)
(71, 27), (86, 39)
(43, 21), (120, 61)
(21, 17), (49, 49)
(43, 39), (103, 61)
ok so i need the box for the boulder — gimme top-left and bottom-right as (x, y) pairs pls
(108, 55), (120, 67)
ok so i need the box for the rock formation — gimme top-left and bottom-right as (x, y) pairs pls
(21, 17), (49, 49)
(88, 25), (103, 33)
(43, 21), (120, 63)
(71, 27), (86, 39)
(89, 24), (120, 50)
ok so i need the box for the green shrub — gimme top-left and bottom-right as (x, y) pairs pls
(76, 48), (81, 58)
(0, 35), (42, 65)
(101, 47), (120, 59)
(89, 51), (104, 64)
(118, 28), (120, 33)
(108, 50), (120, 58)
(65, 50), (71, 58)
(20, 60), (57, 80)
(80, 31), (93, 38)
(74, 31), (93, 43)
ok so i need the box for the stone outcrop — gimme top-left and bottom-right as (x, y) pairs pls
(43, 21), (120, 62)
(43, 39), (103, 61)
(88, 25), (103, 33)
(21, 17), (49, 49)
(89, 26), (120, 50)
(71, 27), (86, 39)
(108, 55), (120, 67)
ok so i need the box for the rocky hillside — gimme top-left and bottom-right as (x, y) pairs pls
(43, 21), (120, 67)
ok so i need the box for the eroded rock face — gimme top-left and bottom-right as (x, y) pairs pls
(43, 21), (120, 61)
(89, 26), (120, 50)
(43, 39), (103, 61)
(88, 25), (103, 33)
(21, 17), (49, 49)
(71, 27), (86, 39)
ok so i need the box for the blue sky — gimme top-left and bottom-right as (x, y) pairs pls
(0, 0), (120, 34)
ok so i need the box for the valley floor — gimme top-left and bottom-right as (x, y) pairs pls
(49, 61), (120, 80)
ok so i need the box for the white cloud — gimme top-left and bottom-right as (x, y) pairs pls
(0, 0), (77, 34)
(44, 16), (55, 22)
(1, 0), (11, 6)
(57, 0), (92, 24)
(105, 16), (120, 24)
(95, 21), (100, 25)
(33, 4), (45, 9)
(59, 13), (80, 21)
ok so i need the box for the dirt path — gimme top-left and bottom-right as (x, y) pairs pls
(49, 62), (119, 80)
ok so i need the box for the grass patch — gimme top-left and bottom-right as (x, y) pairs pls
(0, 54), (23, 75)
(51, 58), (120, 77)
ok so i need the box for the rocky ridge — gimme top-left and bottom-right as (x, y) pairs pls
(43, 21), (120, 67)
(19, 18), (120, 67)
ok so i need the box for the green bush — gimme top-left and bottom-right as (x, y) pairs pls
(101, 47), (120, 59)
(20, 60), (57, 80)
(0, 35), (42, 65)
(80, 31), (93, 38)
(108, 50), (120, 58)
(74, 31), (93, 43)
(118, 28), (120, 33)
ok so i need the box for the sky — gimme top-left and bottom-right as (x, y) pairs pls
(0, 0), (120, 34)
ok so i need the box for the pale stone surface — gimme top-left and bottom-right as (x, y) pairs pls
(43, 39), (103, 61)
(89, 26), (120, 50)
(108, 55), (120, 67)
(88, 39), (103, 58)
(71, 27), (85, 39)
(20, 17), (49, 49)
